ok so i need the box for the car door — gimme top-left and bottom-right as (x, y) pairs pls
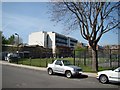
(54, 60), (64, 74)
(109, 68), (120, 82)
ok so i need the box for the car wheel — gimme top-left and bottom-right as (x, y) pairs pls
(48, 68), (53, 75)
(99, 75), (108, 84)
(65, 71), (72, 78)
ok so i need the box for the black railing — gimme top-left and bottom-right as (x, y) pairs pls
(6, 49), (119, 69)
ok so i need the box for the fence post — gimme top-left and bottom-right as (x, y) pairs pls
(84, 50), (86, 66)
(109, 49), (112, 67)
(45, 52), (48, 67)
(73, 50), (75, 65)
(118, 49), (120, 67)
(39, 51), (41, 67)
(118, 55), (120, 67)
(22, 58), (23, 65)
(46, 58), (47, 67)
(39, 58), (41, 67)
(17, 58), (18, 64)
(30, 57), (31, 66)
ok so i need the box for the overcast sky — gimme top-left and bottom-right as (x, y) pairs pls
(1, 2), (118, 45)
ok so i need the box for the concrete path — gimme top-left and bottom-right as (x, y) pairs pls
(0, 60), (97, 77)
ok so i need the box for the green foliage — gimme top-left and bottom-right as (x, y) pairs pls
(98, 67), (114, 71)
(8, 35), (15, 44)
(75, 43), (87, 51)
(2, 35), (9, 44)
(74, 43), (87, 58)
(2, 34), (15, 45)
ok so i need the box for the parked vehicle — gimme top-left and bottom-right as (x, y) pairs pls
(47, 60), (82, 78)
(2, 52), (8, 60)
(6, 53), (20, 62)
(97, 67), (120, 84)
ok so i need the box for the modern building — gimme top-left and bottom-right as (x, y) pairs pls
(29, 31), (78, 57)
(28, 31), (48, 48)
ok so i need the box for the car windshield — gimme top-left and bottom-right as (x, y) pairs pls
(63, 60), (72, 66)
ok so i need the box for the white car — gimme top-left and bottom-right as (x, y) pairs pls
(97, 67), (120, 84)
(47, 60), (82, 78)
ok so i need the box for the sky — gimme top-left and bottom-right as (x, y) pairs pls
(1, 1), (119, 46)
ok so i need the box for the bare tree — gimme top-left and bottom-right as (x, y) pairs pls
(49, 1), (120, 71)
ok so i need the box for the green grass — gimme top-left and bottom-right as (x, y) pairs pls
(10, 57), (118, 72)
(18, 58), (54, 67)
(80, 65), (92, 72)
(98, 66), (116, 71)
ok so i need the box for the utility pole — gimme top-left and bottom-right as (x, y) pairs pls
(15, 33), (19, 64)
(15, 33), (19, 51)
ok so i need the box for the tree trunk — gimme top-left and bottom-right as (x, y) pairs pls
(91, 49), (98, 72)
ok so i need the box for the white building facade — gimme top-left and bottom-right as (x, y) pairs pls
(29, 31), (78, 55)
(29, 31), (47, 48)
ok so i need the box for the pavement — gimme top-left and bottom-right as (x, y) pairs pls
(0, 60), (97, 77)
(3, 65), (118, 88)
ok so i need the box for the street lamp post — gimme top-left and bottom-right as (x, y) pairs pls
(15, 33), (19, 51)
(15, 33), (19, 64)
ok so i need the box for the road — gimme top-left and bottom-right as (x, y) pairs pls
(2, 65), (119, 88)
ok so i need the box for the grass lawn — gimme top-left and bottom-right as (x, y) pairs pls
(10, 57), (117, 72)
(17, 58), (54, 67)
